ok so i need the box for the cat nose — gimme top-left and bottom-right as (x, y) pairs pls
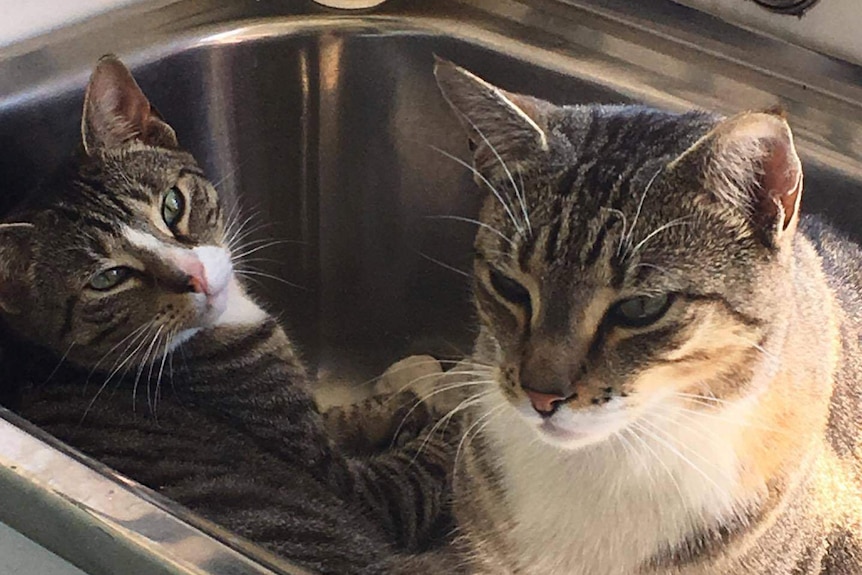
(188, 272), (208, 294)
(523, 387), (567, 417)
(183, 260), (209, 295)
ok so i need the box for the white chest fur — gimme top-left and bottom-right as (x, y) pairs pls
(478, 395), (757, 575)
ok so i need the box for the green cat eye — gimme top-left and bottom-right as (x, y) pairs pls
(162, 187), (185, 228)
(89, 267), (132, 291)
(489, 268), (531, 308)
(609, 294), (673, 328)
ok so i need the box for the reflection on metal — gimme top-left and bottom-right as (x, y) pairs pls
(0, 0), (862, 573)
(0, 409), (312, 575)
(312, 0), (389, 9)
(751, 0), (821, 16)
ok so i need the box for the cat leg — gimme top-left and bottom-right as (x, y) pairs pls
(361, 547), (471, 575)
(348, 415), (463, 551)
(321, 355), (447, 454)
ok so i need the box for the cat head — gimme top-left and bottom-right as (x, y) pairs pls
(0, 55), (264, 369)
(434, 58), (802, 450)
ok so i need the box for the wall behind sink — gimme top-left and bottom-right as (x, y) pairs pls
(0, 0), (145, 48)
(673, 0), (862, 68)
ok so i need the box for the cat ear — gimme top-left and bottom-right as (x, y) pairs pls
(671, 110), (803, 243)
(433, 56), (552, 179)
(81, 54), (178, 154)
(0, 223), (34, 314)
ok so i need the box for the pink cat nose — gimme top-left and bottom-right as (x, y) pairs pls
(184, 260), (210, 295)
(188, 272), (209, 295)
(523, 388), (567, 416)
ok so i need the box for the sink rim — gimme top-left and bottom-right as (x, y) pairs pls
(1, 1), (862, 574)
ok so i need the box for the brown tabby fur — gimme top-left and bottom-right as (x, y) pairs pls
(429, 58), (862, 575)
(0, 55), (457, 575)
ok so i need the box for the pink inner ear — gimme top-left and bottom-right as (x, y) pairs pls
(83, 57), (178, 151)
(85, 59), (152, 148)
(759, 139), (802, 232)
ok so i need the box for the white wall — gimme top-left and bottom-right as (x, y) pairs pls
(0, 0), (144, 47)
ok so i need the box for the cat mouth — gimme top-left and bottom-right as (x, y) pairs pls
(196, 274), (235, 325)
(519, 399), (629, 448)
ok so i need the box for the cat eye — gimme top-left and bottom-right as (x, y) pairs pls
(89, 267), (132, 291)
(162, 187), (185, 229)
(489, 268), (531, 308)
(608, 294), (673, 328)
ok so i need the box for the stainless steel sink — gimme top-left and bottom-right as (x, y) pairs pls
(1, 0), (862, 573)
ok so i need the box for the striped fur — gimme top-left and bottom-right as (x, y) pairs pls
(433, 59), (862, 574)
(0, 56), (457, 574)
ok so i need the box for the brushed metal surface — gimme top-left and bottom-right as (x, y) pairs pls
(0, 0), (861, 573)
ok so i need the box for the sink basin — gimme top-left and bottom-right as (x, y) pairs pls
(1, 0), (861, 573)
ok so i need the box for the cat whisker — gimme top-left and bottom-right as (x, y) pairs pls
(429, 145), (524, 235)
(396, 382), (493, 456)
(614, 429), (659, 497)
(234, 269), (307, 291)
(435, 358), (494, 369)
(228, 223), (285, 252)
(455, 117), (530, 237)
(462, 117), (531, 236)
(85, 321), (154, 386)
(151, 328), (173, 418)
(133, 325), (164, 414)
(599, 207), (629, 257)
(626, 421), (688, 508)
(233, 235), (304, 248)
(224, 207), (262, 248)
(749, 342), (780, 363)
(233, 257), (283, 267)
(413, 388), (496, 451)
(627, 216), (693, 260)
(81, 322), (156, 423)
(672, 392), (737, 407)
(455, 402), (507, 467)
(424, 214), (516, 248)
(417, 251), (471, 279)
(39, 340), (76, 390)
(632, 262), (675, 279)
(347, 358), (493, 389)
(624, 166), (664, 251)
(638, 413), (736, 490)
(227, 225), (267, 252)
(344, 358), (452, 389)
(385, 369), (471, 399)
(210, 164), (243, 192)
(516, 167), (532, 237)
(669, 397), (792, 437)
(231, 239), (306, 261)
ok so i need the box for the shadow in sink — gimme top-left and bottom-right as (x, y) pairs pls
(1, 0), (862, 573)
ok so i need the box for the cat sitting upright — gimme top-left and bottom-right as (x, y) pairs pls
(0, 55), (455, 575)
(430, 57), (862, 575)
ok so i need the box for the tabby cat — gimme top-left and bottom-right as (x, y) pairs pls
(431, 58), (862, 574)
(0, 55), (455, 575)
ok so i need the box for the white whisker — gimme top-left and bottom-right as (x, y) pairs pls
(430, 145), (523, 235)
(234, 269), (306, 291)
(425, 214), (516, 247)
(628, 217), (693, 259)
(417, 251), (471, 278)
(624, 167), (663, 251)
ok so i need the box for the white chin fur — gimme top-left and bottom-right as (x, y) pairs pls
(189, 245), (266, 326)
(485, 390), (746, 575)
(167, 327), (202, 351)
(209, 277), (267, 326)
(518, 398), (630, 450)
